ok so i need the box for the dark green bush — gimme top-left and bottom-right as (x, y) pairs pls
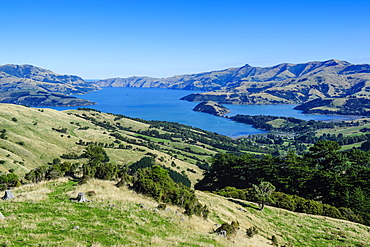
(157, 203), (167, 210)
(214, 186), (349, 223)
(216, 186), (248, 200)
(0, 173), (20, 190)
(339, 207), (364, 224)
(215, 221), (239, 236)
(273, 192), (296, 211)
(246, 226), (258, 238)
(130, 156), (191, 187)
(322, 204), (343, 219)
(132, 165), (208, 217)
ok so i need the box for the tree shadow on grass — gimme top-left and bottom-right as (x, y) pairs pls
(227, 198), (260, 211)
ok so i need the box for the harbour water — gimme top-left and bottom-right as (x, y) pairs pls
(52, 87), (350, 137)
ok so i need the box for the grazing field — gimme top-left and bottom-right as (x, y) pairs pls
(0, 178), (369, 246)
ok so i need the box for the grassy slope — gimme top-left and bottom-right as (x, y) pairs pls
(0, 178), (369, 246)
(0, 104), (208, 183)
(1, 103), (370, 246)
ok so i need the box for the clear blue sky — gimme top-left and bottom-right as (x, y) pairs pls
(1, 0), (369, 79)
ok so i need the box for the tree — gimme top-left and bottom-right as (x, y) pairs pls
(82, 144), (109, 165)
(252, 181), (275, 210)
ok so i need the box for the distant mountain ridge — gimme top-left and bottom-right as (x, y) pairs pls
(0, 64), (99, 95)
(96, 59), (370, 105)
(0, 64), (99, 106)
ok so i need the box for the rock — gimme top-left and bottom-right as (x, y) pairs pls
(1, 190), (14, 201)
(193, 101), (230, 116)
(70, 192), (90, 202)
(72, 226), (80, 230)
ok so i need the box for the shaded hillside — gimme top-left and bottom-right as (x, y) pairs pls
(96, 59), (370, 105)
(0, 90), (95, 107)
(294, 97), (370, 116)
(0, 64), (99, 95)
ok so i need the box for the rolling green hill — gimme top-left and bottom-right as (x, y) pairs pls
(0, 103), (214, 183)
(1, 103), (370, 246)
(1, 177), (369, 246)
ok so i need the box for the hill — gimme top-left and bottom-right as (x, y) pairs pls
(193, 101), (230, 116)
(0, 64), (99, 95)
(1, 104), (370, 245)
(0, 104), (214, 183)
(0, 64), (99, 106)
(1, 103), (268, 182)
(0, 90), (96, 107)
(294, 97), (370, 116)
(95, 59), (370, 105)
(1, 177), (369, 246)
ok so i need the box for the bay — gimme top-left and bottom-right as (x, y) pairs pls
(52, 87), (349, 137)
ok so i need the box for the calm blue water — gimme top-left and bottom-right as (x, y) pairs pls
(52, 87), (349, 137)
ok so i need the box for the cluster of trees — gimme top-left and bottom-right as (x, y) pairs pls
(0, 172), (21, 190)
(23, 144), (205, 217)
(25, 158), (78, 182)
(296, 131), (370, 146)
(74, 108), (299, 156)
(132, 165), (208, 217)
(231, 114), (358, 133)
(216, 187), (363, 223)
(129, 156), (191, 187)
(196, 140), (370, 225)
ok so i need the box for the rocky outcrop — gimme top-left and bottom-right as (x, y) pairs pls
(193, 101), (230, 116)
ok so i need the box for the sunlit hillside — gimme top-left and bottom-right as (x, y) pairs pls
(0, 178), (369, 246)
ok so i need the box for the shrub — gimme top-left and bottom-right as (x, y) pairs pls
(302, 199), (323, 215)
(339, 207), (364, 224)
(271, 235), (278, 246)
(130, 156), (191, 187)
(215, 186), (248, 200)
(215, 221), (239, 236)
(157, 203), (167, 210)
(246, 226), (258, 238)
(322, 204), (343, 219)
(273, 192), (296, 211)
(132, 165), (207, 217)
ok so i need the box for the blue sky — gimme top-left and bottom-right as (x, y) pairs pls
(1, 0), (369, 79)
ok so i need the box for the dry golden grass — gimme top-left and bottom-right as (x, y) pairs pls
(196, 191), (370, 246)
(2, 178), (370, 246)
(68, 179), (273, 247)
(0, 104), (206, 186)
